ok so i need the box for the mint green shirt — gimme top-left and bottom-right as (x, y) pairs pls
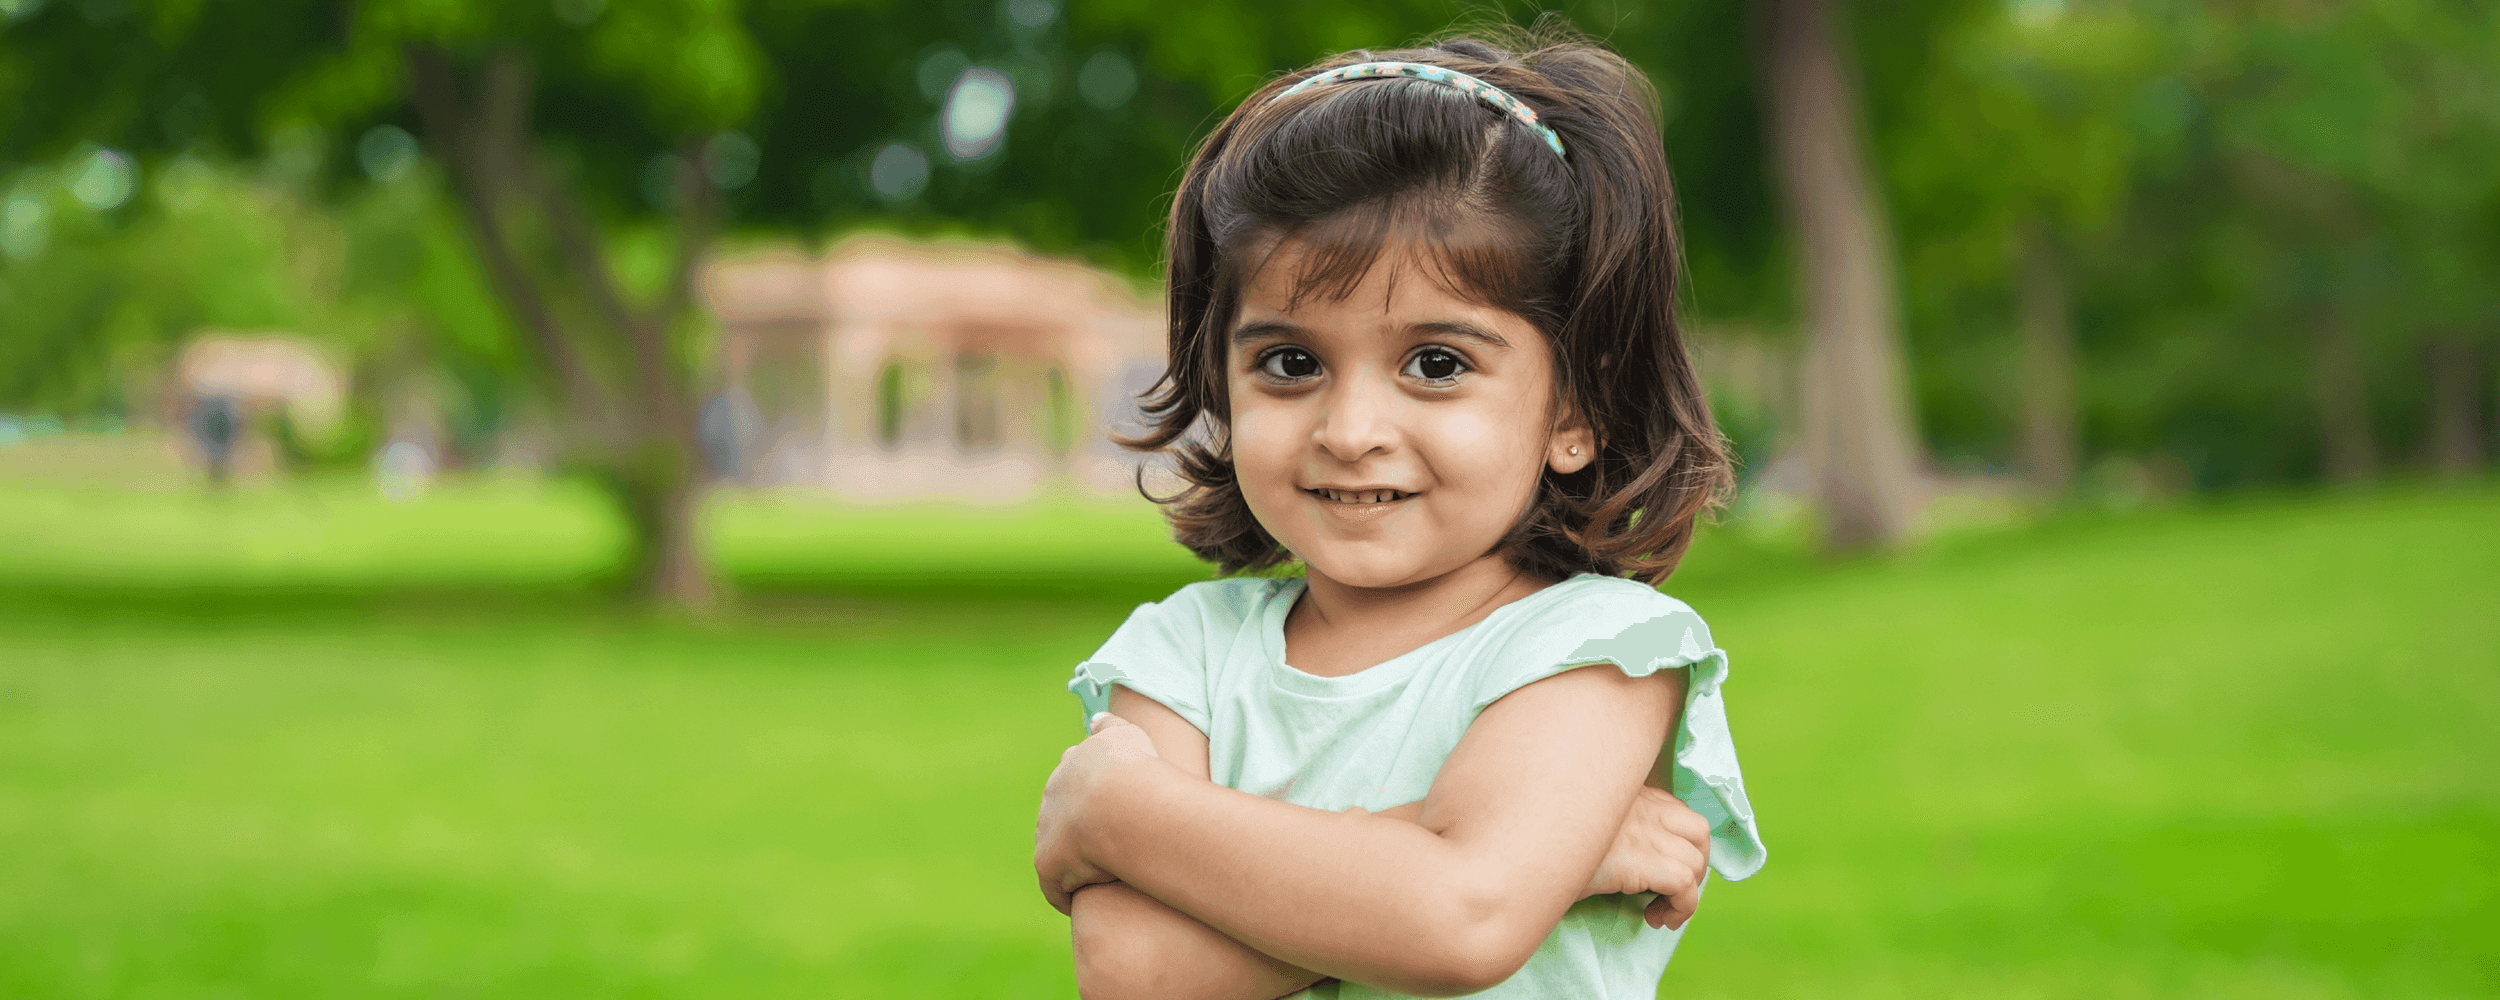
(1067, 573), (1766, 999)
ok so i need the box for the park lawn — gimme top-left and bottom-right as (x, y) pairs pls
(0, 475), (2492, 998)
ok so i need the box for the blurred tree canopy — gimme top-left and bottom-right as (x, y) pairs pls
(2, 0), (2495, 598)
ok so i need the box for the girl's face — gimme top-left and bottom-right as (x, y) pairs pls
(1226, 237), (1594, 590)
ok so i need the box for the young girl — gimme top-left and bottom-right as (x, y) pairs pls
(1035, 32), (1765, 999)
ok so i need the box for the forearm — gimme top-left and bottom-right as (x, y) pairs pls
(1051, 667), (1671, 994)
(1071, 882), (1327, 1000)
(1084, 764), (1562, 996)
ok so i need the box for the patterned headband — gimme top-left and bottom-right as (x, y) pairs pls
(1274, 60), (1568, 159)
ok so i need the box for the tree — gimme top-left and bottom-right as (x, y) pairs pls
(2186, 0), (2500, 483)
(2, 2), (798, 604)
(1886, 2), (2159, 498)
(1753, 0), (1925, 550)
(1, 0), (1532, 604)
(2362, 0), (2500, 477)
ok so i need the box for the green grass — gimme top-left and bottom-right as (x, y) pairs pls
(0, 473), (2493, 998)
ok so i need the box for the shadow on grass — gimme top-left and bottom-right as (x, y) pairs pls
(0, 564), (1217, 630)
(18, 481), (2480, 629)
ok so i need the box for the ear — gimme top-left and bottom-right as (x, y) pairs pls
(1546, 408), (1596, 475)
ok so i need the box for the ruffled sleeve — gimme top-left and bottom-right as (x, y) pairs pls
(1468, 581), (1768, 881)
(1066, 582), (1242, 737)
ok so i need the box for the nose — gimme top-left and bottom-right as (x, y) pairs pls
(1311, 370), (1399, 462)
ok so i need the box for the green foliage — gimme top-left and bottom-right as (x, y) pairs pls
(0, 159), (325, 411)
(4, 0), (2494, 488)
(0, 152), (513, 428)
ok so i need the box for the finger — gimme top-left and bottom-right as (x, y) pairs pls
(1639, 855), (1703, 901)
(1665, 805), (1712, 851)
(1664, 836), (1707, 879)
(1645, 893), (1694, 931)
(1623, 835), (1705, 890)
(1665, 884), (1701, 929)
(1042, 875), (1074, 917)
(1089, 711), (1131, 735)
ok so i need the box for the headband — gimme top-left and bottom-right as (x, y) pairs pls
(1275, 60), (1568, 159)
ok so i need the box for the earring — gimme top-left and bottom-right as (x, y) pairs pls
(1567, 446), (1580, 457)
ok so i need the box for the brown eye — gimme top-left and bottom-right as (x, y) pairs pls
(1260, 348), (1321, 379)
(1405, 348), (1467, 383)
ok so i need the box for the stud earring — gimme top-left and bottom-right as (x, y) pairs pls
(1567, 446), (1581, 457)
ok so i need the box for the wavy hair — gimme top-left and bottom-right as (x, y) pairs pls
(1122, 26), (1731, 585)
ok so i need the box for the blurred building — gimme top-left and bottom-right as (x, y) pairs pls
(701, 234), (1166, 502)
(161, 333), (346, 482)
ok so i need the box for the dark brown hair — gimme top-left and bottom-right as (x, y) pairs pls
(1124, 27), (1731, 586)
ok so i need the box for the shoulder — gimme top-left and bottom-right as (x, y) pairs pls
(1126, 576), (1284, 632)
(1509, 574), (1712, 657)
(1092, 576), (1283, 658)
(1160, 576), (1286, 614)
(1541, 574), (1703, 621)
(1073, 578), (1284, 733)
(1465, 576), (1720, 706)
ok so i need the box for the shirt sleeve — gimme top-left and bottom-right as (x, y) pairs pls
(1468, 586), (1768, 881)
(1066, 584), (1222, 737)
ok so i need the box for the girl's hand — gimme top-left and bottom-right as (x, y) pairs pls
(1035, 711), (1165, 915)
(1581, 786), (1713, 930)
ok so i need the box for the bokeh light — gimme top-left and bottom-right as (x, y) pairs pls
(869, 141), (931, 203)
(355, 125), (419, 184)
(941, 67), (1015, 162)
(68, 148), (135, 211)
(1078, 50), (1138, 111)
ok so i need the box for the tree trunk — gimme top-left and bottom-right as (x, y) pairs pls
(2015, 221), (2079, 497)
(406, 45), (721, 609)
(1757, 0), (1925, 551)
(2311, 309), (2375, 484)
(609, 450), (716, 608)
(2424, 333), (2483, 475)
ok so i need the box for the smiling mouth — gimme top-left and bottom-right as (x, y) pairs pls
(1306, 488), (1415, 504)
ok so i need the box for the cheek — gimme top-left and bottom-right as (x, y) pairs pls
(1427, 402), (1549, 494)
(1226, 394), (1302, 495)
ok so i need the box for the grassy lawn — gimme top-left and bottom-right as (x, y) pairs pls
(0, 472), (2492, 998)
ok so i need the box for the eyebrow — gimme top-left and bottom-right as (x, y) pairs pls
(1227, 319), (1513, 350)
(1412, 321), (1511, 350)
(1229, 320), (1301, 346)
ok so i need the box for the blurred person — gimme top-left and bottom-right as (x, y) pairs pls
(1036, 31), (1765, 999)
(189, 394), (241, 485)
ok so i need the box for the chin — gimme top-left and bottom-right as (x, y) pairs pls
(1298, 546), (1441, 591)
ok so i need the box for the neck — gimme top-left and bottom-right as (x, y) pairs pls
(1297, 552), (1554, 640)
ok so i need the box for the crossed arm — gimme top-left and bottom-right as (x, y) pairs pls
(1037, 664), (1697, 999)
(1066, 688), (1337, 1000)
